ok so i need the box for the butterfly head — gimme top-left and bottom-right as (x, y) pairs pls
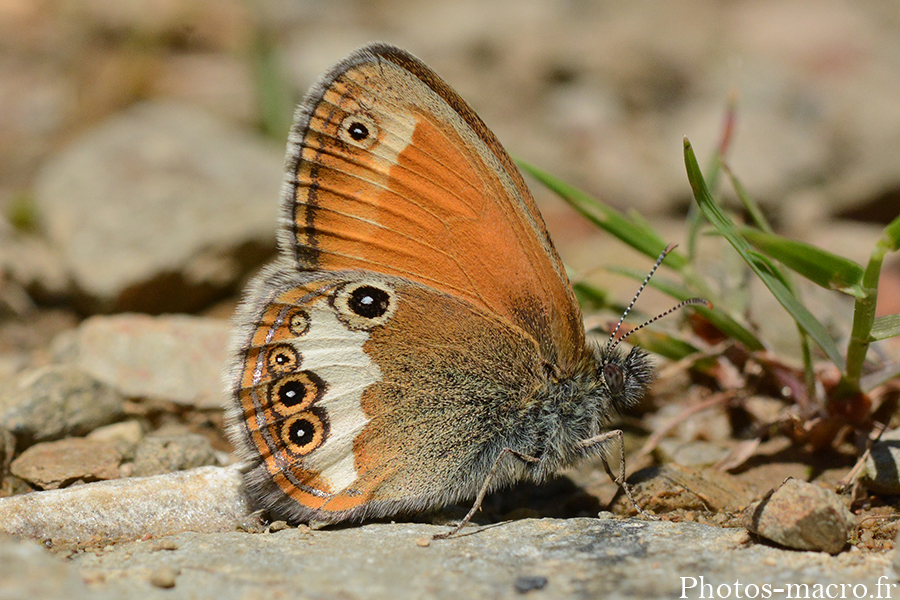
(572, 245), (710, 418)
(592, 342), (653, 413)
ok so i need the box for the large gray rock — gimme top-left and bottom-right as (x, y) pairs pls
(0, 474), (891, 600)
(0, 364), (125, 448)
(65, 518), (893, 600)
(53, 313), (230, 410)
(33, 101), (281, 314)
(0, 465), (249, 546)
(0, 534), (103, 600)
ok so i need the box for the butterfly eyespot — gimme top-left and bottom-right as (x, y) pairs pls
(266, 343), (300, 376)
(339, 113), (379, 149)
(287, 309), (311, 337)
(331, 280), (396, 330)
(348, 122), (368, 140)
(269, 370), (326, 416)
(603, 363), (625, 395)
(281, 409), (330, 456)
(349, 285), (390, 318)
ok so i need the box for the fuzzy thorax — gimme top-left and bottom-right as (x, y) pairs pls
(525, 343), (653, 479)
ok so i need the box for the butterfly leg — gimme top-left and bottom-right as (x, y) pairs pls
(577, 429), (656, 520)
(432, 447), (539, 540)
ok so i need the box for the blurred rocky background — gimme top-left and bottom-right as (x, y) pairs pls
(1, 0), (900, 581)
(2, 0), (899, 320)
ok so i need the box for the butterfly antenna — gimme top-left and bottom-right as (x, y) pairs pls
(609, 297), (712, 353)
(607, 244), (711, 353)
(606, 244), (675, 352)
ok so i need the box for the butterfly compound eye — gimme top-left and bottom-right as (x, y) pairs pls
(603, 363), (625, 395)
(332, 281), (397, 330)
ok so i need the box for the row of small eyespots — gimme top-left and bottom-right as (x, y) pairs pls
(261, 304), (311, 376)
(240, 371), (330, 459)
(261, 282), (396, 457)
(262, 308), (331, 457)
(250, 280), (395, 460)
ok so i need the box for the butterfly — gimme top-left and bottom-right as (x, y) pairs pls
(225, 43), (702, 536)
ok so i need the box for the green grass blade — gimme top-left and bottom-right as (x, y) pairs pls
(518, 160), (684, 270)
(572, 281), (610, 312)
(723, 163), (773, 234)
(739, 227), (866, 298)
(605, 266), (764, 351)
(880, 213), (900, 252)
(870, 314), (900, 342)
(5, 190), (41, 233)
(684, 138), (845, 370)
(252, 32), (294, 140)
(845, 214), (900, 386)
(726, 162), (818, 392)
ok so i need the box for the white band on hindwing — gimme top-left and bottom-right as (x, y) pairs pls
(286, 299), (380, 492)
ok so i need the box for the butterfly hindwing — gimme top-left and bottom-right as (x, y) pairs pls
(227, 262), (550, 521)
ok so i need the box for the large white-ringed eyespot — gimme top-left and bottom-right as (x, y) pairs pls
(338, 113), (379, 149)
(331, 280), (396, 330)
(268, 370), (326, 416)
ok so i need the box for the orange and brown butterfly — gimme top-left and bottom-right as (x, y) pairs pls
(226, 43), (668, 534)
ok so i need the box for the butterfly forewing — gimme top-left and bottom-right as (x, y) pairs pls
(283, 45), (585, 370)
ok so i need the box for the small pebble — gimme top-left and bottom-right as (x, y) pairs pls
(10, 438), (121, 489)
(743, 479), (855, 554)
(87, 420), (144, 460)
(415, 537), (431, 547)
(152, 538), (179, 551)
(514, 575), (548, 593)
(863, 429), (900, 494)
(731, 530), (752, 546)
(268, 520), (290, 533)
(131, 433), (218, 477)
(149, 566), (179, 588)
